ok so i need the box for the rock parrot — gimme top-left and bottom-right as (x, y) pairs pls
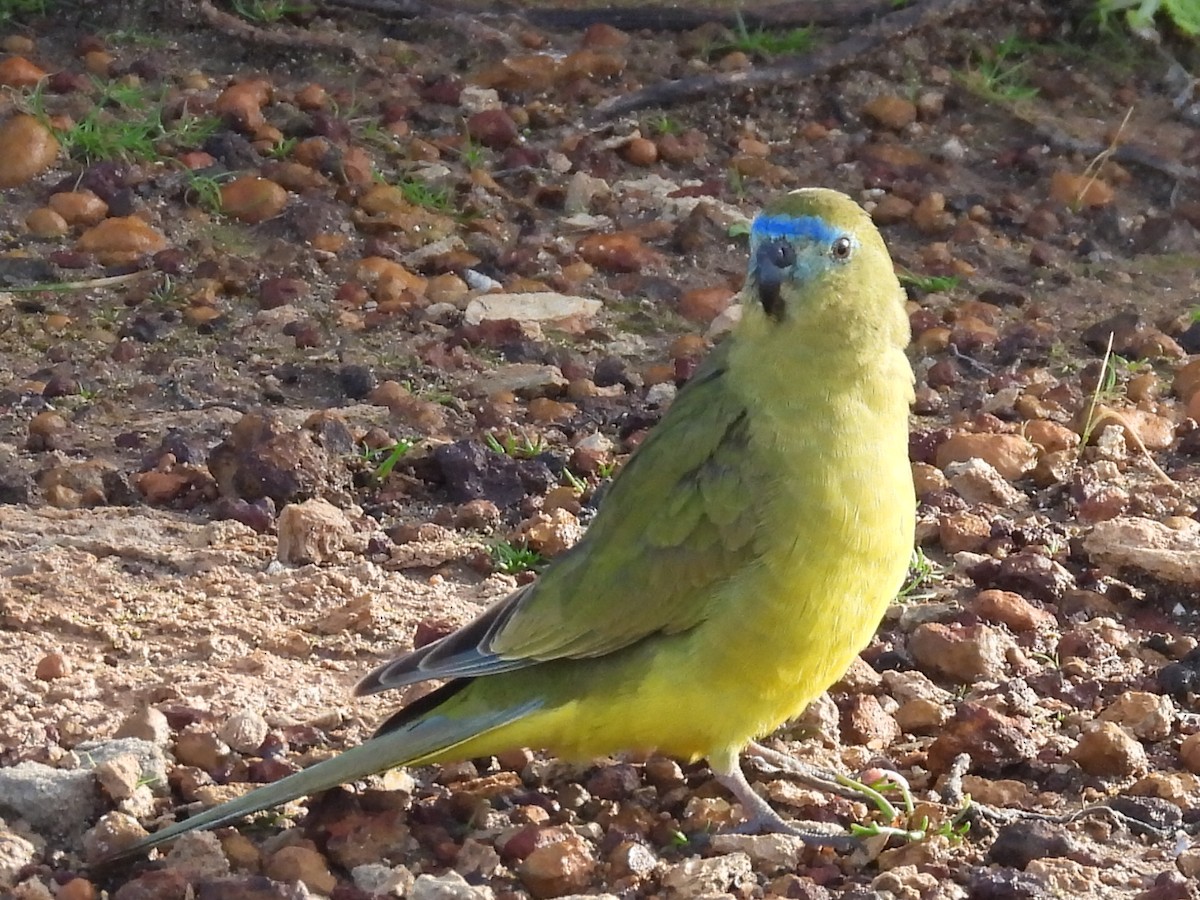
(108, 187), (915, 861)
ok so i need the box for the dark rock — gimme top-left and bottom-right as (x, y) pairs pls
(966, 550), (1075, 602)
(1178, 320), (1200, 354)
(431, 440), (553, 508)
(206, 411), (352, 505)
(153, 247), (188, 275)
(71, 160), (131, 207)
(966, 867), (1047, 900)
(0, 256), (59, 287)
(258, 276), (309, 310)
(909, 427), (954, 465)
(114, 868), (192, 900)
(1081, 310), (1141, 357)
(585, 763), (641, 801)
(309, 111), (351, 142)
(1157, 647), (1200, 699)
(1107, 795), (1182, 836)
(926, 702), (1037, 774)
(988, 820), (1076, 868)
(203, 130), (261, 169)
(307, 411), (356, 456)
(421, 75), (463, 105)
(120, 315), (160, 343)
(467, 109), (519, 149)
(593, 355), (631, 388)
(142, 428), (205, 468)
(211, 497), (275, 533)
(247, 756), (301, 784)
(338, 364), (378, 400)
(0, 445), (36, 503)
(1134, 872), (1192, 900)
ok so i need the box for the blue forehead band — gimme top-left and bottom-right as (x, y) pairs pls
(751, 214), (841, 246)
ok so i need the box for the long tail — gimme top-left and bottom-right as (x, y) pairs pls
(101, 696), (540, 864)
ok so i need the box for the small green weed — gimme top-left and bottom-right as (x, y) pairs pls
(184, 172), (230, 213)
(1047, 341), (1083, 375)
(0, 0), (48, 25)
(485, 431), (546, 460)
(359, 121), (401, 153)
(231, 0), (313, 23)
(103, 28), (171, 48)
(91, 306), (122, 328)
(728, 167), (747, 200)
(459, 137), (486, 169)
(647, 114), (682, 136)
(1096, 0), (1200, 38)
(956, 35), (1040, 104)
(727, 220), (751, 239)
(714, 14), (814, 59)
(400, 379), (456, 406)
(374, 440), (414, 481)
(849, 777), (969, 844)
(490, 541), (544, 575)
(147, 274), (181, 307)
(562, 467), (587, 493)
(1030, 650), (1061, 669)
(395, 176), (452, 211)
(363, 438), (415, 481)
(42, 79), (220, 164)
(896, 547), (944, 604)
(265, 136), (299, 160)
(898, 270), (961, 293)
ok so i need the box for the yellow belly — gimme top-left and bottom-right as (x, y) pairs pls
(423, 501), (911, 769)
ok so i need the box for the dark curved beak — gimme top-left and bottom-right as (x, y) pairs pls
(754, 243), (788, 320)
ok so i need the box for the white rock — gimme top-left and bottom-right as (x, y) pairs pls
(645, 382), (677, 406)
(707, 303), (743, 339)
(410, 871), (494, 900)
(944, 458), (1026, 507)
(574, 432), (615, 453)
(660, 852), (753, 897)
(565, 171), (610, 214)
(276, 498), (354, 565)
(708, 833), (809, 873)
(469, 363), (568, 398)
(458, 86), (500, 113)
(464, 292), (602, 330)
(0, 827), (37, 889)
(219, 710), (270, 754)
(1082, 516), (1200, 586)
(353, 863), (416, 896)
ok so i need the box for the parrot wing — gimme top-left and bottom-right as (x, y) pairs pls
(357, 341), (766, 695)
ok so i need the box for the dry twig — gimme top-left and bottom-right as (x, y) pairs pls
(590, 0), (989, 120)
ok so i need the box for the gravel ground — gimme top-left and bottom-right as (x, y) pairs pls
(1, 1), (1200, 897)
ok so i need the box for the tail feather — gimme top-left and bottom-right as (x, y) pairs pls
(101, 698), (540, 865)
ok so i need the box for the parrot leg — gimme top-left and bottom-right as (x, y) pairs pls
(711, 756), (856, 848)
(746, 742), (861, 798)
(747, 742), (917, 822)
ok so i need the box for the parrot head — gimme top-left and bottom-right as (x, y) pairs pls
(744, 188), (907, 351)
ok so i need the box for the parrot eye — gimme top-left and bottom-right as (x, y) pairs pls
(830, 236), (853, 261)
